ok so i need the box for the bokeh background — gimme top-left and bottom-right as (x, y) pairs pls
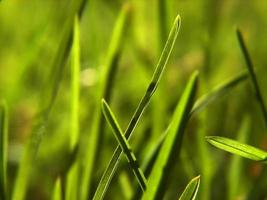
(1, 0), (267, 199)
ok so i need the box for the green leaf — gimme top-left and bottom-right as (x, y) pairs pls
(191, 70), (248, 115)
(178, 175), (200, 200)
(101, 99), (147, 191)
(80, 4), (130, 200)
(206, 136), (267, 161)
(142, 71), (198, 200)
(93, 14), (181, 200)
(0, 100), (8, 200)
(52, 178), (62, 200)
(11, 1), (87, 200)
(236, 28), (267, 127)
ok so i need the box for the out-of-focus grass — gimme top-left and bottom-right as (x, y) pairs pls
(1, 0), (267, 199)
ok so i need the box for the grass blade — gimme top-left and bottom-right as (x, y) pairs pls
(236, 28), (267, 127)
(52, 178), (62, 200)
(206, 136), (267, 161)
(142, 71), (198, 200)
(191, 70), (248, 115)
(0, 100), (8, 200)
(93, 15), (181, 200)
(80, 4), (130, 200)
(101, 99), (147, 191)
(11, 1), (87, 200)
(178, 175), (200, 200)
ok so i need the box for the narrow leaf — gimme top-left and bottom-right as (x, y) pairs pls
(0, 100), (8, 200)
(178, 175), (200, 200)
(52, 178), (62, 200)
(102, 99), (147, 191)
(93, 14), (181, 200)
(236, 28), (267, 127)
(206, 136), (267, 161)
(142, 71), (198, 200)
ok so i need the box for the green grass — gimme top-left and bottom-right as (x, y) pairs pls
(178, 175), (200, 200)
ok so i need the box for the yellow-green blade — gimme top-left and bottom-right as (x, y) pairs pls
(206, 136), (267, 161)
(178, 176), (200, 200)
(142, 71), (198, 200)
(52, 178), (62, 200)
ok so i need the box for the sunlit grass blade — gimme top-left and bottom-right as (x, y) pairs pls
(52, 177), (62, 200)
(66, 163), (78, 200)
(102, 99), (147, 191)
(206, 136), (267, 161)
(0, 100), (8, 200)
(80, 4), (130, 200)
(93, 15), (181, 200)
(119, 171), (133, 200)
(11, 1), (87, 200)
(70, 15), (80, 150)
(236, 28), (267, 127)
(178, 175), (200, 200)
(191, 70), (248, 115)
(142, 71), (198, 200)
(228, 116), (251, 200)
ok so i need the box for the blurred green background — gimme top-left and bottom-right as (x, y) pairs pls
(1, 0), (267, 199)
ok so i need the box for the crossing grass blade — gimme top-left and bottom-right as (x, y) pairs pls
(178, 175), (200, 200)
(101, 99), (147, 191)
(236, 28), (267, 127)
(191, 70), (248, 115)
(0, 100), (8, 200)
(93, 14), (181, 200)
(11, 1), (87, 200)
(142, 71), (198, 200)
(206, 136), (267, 161)
(52, 178), (62, 200)
(80, 4), (130, 200)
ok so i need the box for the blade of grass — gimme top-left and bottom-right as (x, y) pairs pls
(206, 136), (267, 161)
(0, 100), (8, 200)
(52, 178), (62, 200)
(178, 175), (200, 200)
(70, 15), (80, 150)
(11, 1), (87, 200)
(66, 163), (79, 200)
(236, 28), (267, 127)
(227, 116), (251, 200)
(119, 171), (133, 200)
(93, 14), (181, 200)
(101, 99), (146, 183)
(191, 70), (248, 115)
(142, 71), (198, 200)
(79, 4), (130, 200)
(102, 99), (147, 191)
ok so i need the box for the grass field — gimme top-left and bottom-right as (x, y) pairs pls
(1, 1), (267, 199)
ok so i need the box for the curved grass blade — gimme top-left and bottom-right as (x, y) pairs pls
(236, 28), (267, 127)
(142, 71), (198, 200)
(206, 136), (267, 161)
(93, 15), (181, 200)
(80, 4), (130, 200)
(12, 1), (88, 200)
(102, 99), (147, 191)
(178, 175), (200, 200)
(191, 70), (248, 115)
(0, 100), (8, 200)
(52, 178), (62, 200)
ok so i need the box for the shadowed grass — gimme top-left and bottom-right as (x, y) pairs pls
(178, 175), (200, 200)
(79, 4), (130, 200)
(0, 100), (8, 200)
(206, 136), (267, 161)
(93, 14), (181, 200)
(236, 28), (267, 127)
(102, 99), (147, 191)
(142, 71), (198, 200)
